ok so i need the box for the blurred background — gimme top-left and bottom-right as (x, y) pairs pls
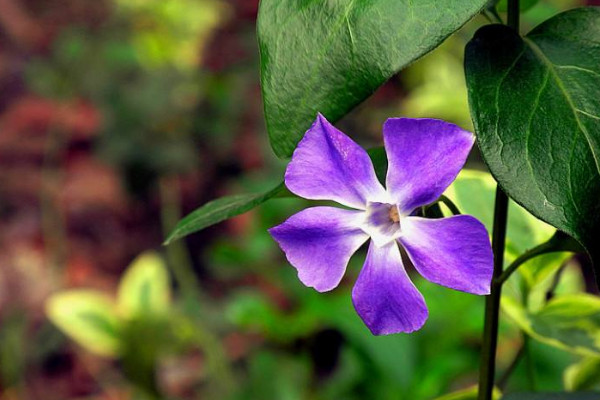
(0, 0), (598, 399)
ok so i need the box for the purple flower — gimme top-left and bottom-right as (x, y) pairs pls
(269, 114), (493, 335)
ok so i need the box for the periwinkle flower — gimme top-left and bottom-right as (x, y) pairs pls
(269, 114), (493, 335)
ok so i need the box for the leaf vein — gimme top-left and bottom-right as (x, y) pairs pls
(524, 37), (600, 177)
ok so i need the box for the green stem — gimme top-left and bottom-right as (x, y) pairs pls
(496, 231), (577, 285)
(523, 335), (537, 390)
(478, 187), (509, 400)
(158, 176), (200, 299)
(158, 177), (234, 396)
(438, 195), (461, 215)
(483, 7), (503, 25)
(477, 2), (519, 398)
(496, 241), (554, 285)
(507, 0), (520, 32)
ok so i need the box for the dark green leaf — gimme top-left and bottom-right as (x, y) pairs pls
(258, 0), (490, 158)
(165, 183), (285, 244)
(502, 393), (600, 400)
(367, 146), (387, 185)
(465, 8), (600, 285)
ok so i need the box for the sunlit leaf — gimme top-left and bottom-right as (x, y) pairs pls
(502, 294), (600, 357)
(433, 385), (501, 400)
(117, 251), (171, 319)
(445, 169), (574, 289)
(116, 0), (227, 69)
(564, 356), (600, 391)
(401, 37), (473, 130)
(45, 290), (121, 357)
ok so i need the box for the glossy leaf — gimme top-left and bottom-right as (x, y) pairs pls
(258, 0), (490, 158)
(165, 183), (285, 244)
(45, 290), (121, 357)
(502, 294), (600, 357)
(564, 356), (600, 391)
(117, 251), (171, 319)
(465, 8), (600, 285)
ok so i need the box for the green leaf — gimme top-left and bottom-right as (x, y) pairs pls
(465, 8), (600, 285)
(117, 251), (171, 319)
(502, 294), (600, 357)
(258, 0), (490, 158)
(444, 169), (576, 288)
(495, 0), (539, 13)
(502, 393), (600, 400)
(564, 356), (600, 391)
(164, 183), (285, 244)
(45, 290), (121, 357)
(433, 385), (501, 400)
(166, 146), (390, 244)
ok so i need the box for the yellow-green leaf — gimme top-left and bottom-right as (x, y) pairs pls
(117, 251), (171, 319)
(564, 356), (600, 391)
(502, 294), (600, 357)
(445, 169), (572, 288)
(433, 385), (501, 400)
(45, 290), (121, 357)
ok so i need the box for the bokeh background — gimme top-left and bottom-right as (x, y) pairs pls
(0, 0), (598, 399)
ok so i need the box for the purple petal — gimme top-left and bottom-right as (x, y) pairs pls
(400, 216), (493, 295)
(383, 118), (474, 213)
(269, 207), (368, 292)
(352, 241), (428, 335)
(285, 114), (388, 210)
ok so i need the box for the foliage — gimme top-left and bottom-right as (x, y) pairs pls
(46, 252), (171, 358)
(4, 0), (600, 398)
(258, 0), (489, 158)
(465, 8), (600, 279)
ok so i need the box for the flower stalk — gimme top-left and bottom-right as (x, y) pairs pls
(477, 2), (519, 399)
(478, 186), (509, 400)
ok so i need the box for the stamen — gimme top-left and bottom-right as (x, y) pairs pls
(389, 206), (400, 223)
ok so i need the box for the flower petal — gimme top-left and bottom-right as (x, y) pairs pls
(400, 216), (493, 295)
(383, 118), (474, 214)
(285, 114), (388, 210)
(269, 206), (369, 292)
(352, 241), (428, 335)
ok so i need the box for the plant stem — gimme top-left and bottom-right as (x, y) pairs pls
(483, 7), (503, 25)
(439, 195), (461, 215)
(478, 186), (509, 400)
(523, 335), (537, 390)
(477, 2), (519, 398)
(496, 240), (556, 285)
(158, 176), (200, 299)
(507, 0), (520, 32)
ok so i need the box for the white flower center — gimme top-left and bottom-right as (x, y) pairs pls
(360, 201), (403, 247)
